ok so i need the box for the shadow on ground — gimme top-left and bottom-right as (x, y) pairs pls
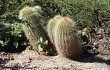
(77, 53), (110, 65)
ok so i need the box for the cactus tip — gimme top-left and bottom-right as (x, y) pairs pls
(19, 6), (32, 20)
(48, 18), (56, 25)
(32, 6), (42, 13)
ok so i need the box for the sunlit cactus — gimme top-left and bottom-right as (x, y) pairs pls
(19, 6), (32, 21)
(54, 17), (82, 59)
(47, 18), (55, 44)
(19, 6), (53, 52)
(47, 15), (62, 44)
(54, 15), (62, 21)
(32, 6), (42, 13)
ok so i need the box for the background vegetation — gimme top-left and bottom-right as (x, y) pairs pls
(0, 0), (110, 54)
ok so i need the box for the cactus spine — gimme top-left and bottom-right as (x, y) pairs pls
(47, 15), (62, 44)
(19, 6), (53, 52)
(54, 17), (82, 59)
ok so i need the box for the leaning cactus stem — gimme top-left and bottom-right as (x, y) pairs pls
(19, 6), (54, 54)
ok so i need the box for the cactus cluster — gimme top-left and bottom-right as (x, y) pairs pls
(19, 5), (82, 57)
(47, 16), (82, 59)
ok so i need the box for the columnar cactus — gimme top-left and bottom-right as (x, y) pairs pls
(19, 6), (53, 52)
(54, 17), (82, 59)
(47, 15), (62, 44)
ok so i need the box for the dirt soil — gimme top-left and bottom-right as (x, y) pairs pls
(0, 48), (110, 70)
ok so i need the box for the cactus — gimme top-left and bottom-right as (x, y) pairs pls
(54, 17), (82, 59)
(32, 6), (42, 13)
(19, 6), (32, 21)
(19, 6), (54, 53)
(47, 15), (62, 44)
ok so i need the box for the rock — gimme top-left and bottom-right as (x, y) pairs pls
(0, 23), (10, 32)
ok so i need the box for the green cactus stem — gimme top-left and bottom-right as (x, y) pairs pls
(54, 17), (82, 59)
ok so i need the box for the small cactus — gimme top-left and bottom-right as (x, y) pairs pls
(54, 17), (82, 59)
(47, 15), (62, 44)
(19, 6), (54, 53)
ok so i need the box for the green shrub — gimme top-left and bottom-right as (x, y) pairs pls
(1, 0), (110, 28)
(0, 23), (25, 52)
(33, 0), (61, 19)
(55, 0), (110, 28)
(32, 0), (110, 28)
(0, 0), (34, 23)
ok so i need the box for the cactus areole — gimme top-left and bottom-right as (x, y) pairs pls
(54, 17), (82, 59)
